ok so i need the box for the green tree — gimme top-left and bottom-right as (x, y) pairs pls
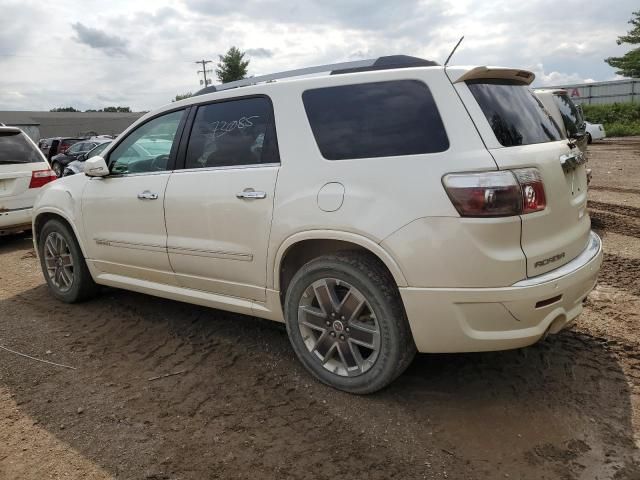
(101, 106), (132, 113)
(215, 46), (249, 83)
(605, 10), (640, 78)
(172, 92), (193, 102)
(50, 107), (79, 112)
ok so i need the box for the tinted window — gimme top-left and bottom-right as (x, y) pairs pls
(302, 80), (448, 160)
(67, 142), (84, 154)
(109, 110), (184, 174)
(0, 131), (42, 163)
(85, 142), (110, 160)
(467, 80), (563, 147)
(185, 97), (279, 169)
(553, 94), (584, 137)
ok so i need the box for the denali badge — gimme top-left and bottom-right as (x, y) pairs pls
(535, 252), (565, 268)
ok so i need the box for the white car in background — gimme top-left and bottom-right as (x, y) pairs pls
(0, 127), (57, 235)
(585, 122), (606, 143)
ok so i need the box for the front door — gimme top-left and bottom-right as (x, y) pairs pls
(82, 109), (186, 285)
(164, 97), (280, 301)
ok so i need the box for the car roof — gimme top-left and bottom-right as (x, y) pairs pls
(0, 126), (23, 134)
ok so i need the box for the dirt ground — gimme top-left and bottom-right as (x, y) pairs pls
(1, 138), (639, 480)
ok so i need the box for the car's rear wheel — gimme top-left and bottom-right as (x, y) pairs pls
(38, 219), (98, 303)
(284, 252), (416, 394)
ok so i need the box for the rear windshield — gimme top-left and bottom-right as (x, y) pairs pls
(467, 79), (563, 147)
(0, 131), (42, 163)
(553, 93), (584, 137)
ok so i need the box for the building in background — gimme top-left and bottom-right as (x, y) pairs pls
(544, 79), (640, 105)
(0, 111), (145, 142)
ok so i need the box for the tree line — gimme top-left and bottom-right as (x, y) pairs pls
(49, 106), (132, 113)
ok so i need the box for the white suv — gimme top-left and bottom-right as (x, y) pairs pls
(32, 56), (603, 393)
(1, 127), (57, 235)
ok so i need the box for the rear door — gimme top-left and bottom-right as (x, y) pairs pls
(453, 73), (590, 277)
(0, 129), (50, 211)
(164, 96), (280, 301)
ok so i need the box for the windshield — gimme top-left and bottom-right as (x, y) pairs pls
(0, 131), (42, 163)
(553, 94), (584, 137)
(467, 79), (563, 147)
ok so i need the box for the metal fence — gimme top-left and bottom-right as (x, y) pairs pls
(545, 79), (640, 105)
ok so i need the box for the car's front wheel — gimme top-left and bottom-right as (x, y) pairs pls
(38, 219), (98, 303)
(51, 162), (63, 177)
(284, 252), (416, 394)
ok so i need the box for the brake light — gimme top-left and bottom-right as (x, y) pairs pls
(513, 168), (546, 214)
(29, 169), (57, 188)
(443, 168), (546, 217)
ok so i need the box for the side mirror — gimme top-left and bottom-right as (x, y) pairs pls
(77, 153), (86, 161)
(85, 156), (109, 177)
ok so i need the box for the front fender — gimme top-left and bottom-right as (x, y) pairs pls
(32, 176), (88, 257)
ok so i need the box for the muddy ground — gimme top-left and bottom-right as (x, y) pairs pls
(1, 138), (639, 479)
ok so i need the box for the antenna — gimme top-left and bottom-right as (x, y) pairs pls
(444, 36), (464, 67)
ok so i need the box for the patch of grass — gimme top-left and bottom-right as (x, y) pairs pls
(582, 103), (640, 137)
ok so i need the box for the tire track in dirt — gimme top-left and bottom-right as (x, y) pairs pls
(590, 210), (640, 239)
(588, 200), (640, 218)
(598, 253), (640, 297)
(590, 186), (640, 196)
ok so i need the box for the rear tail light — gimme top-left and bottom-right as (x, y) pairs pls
(443, 168), (546, 217)
(29, 169), (58, 188)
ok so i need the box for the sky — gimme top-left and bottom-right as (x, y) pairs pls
(0, 0), (636, 112)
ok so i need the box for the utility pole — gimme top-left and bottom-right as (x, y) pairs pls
(195, 59), (213, 88)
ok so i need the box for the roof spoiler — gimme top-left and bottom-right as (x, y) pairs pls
(453, 67), (535, 85)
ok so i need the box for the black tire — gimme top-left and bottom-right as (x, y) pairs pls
(52, 162), (62, 177)
(38, 219), (99, 303)
(284, 252), (416, 394)
(587, 133), (592, 144)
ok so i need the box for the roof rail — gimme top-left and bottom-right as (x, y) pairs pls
(194, 55), (439, 96)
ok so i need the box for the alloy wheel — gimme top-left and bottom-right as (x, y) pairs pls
(43, 232), (74, 292)
(298, 278), (381, 377)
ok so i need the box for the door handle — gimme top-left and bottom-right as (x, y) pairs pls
(236, 188), (267, 200)
(137, 191), (158, 200)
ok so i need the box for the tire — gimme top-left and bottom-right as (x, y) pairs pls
(284, 252), (416, 394)
(52, 162), (62, 177)
(587, 133), (592, 144)
(38, 219), (99, 303)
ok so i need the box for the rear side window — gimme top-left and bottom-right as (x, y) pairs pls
(467, 80), (563, 147)
(302, 80), (449, 160)
(553, 94), (583, 137)
(185, 96), (279, 169)
(0, 131), (42, 163)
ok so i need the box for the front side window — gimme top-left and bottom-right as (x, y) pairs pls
(109, 110), (184, 174)
(467, 79), (563, 147)
(302, 80), (449, 160)
(67, 142), (84, 154)
(185, 97), (279, 169)
(86, 142), (110, 160)
(0, 131), (41, 163)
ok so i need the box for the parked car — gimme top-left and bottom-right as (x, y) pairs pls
(62, 141), (112, 177)
(42, 137), (83, 163)
(535, 89), (588, 153)
(32, 56), (602, 393)
(0, 127), (57, 235)
(50, 138), (111, 177)
(585, 121), (606, 143)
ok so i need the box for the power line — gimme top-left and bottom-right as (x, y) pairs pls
(195, 59), (213, 88)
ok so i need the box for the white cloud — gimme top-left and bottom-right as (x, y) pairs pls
(0, 0), (637, 111)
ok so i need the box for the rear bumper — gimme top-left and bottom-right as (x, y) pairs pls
(400, 231), (603, 353)
(0, 207), (32, 233)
